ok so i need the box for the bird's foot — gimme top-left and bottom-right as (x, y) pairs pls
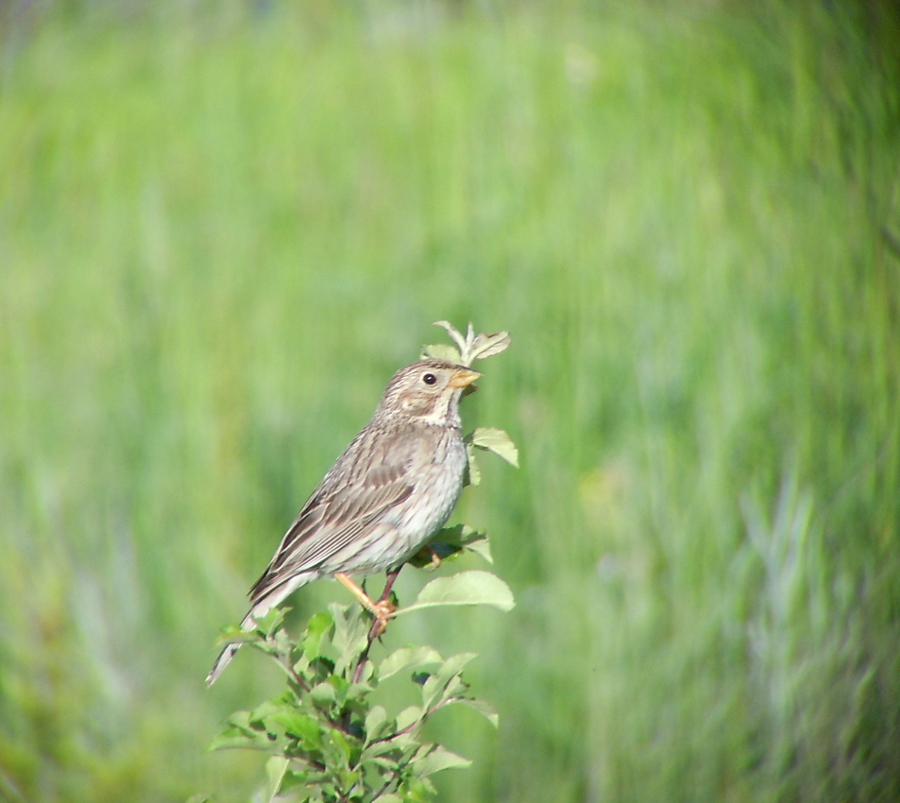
(370, 598), (396, 639)
(413, 544), (443, 570)
(336, 572), (398, 637)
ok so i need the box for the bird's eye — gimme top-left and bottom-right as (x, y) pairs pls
(422, 373), (437, 385)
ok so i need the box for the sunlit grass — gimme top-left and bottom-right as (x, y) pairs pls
(0, 1), (898, 801)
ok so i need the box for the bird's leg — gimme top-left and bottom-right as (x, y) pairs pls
(366, 566), (404, 645)
(336, 572), (395, 636)
(335, 571), (380, 611)
(348, 566), (406, 684)
(412, 543), (443, 569)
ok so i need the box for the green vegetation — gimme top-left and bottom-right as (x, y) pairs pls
(1, 1), (898, 801)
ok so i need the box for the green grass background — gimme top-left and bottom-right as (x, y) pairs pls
(1, 0), (899, 800)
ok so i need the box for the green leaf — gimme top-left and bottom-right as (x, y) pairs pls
(413, 744), (472, 777)
(470, 427), (519, 467)
(432, 652), (478, 680)
(330, 603), (370, 672)
(395, 571), (516, 615)
(249, 698), (286, 728)
(277, 768), (310, 794)
(433, 524), (493, 564)
(431, 321), (511, 365)
(253, 607), (290, 637)
(269, 710), (323, 749)
(185, 795), (215, 803)
(263, 756), (289, 803)
(309, 682), (336, 705)
(420, 343), (462, 363)
(205, 729), (262, 753)
(325, 674), (350, 705)
(206, 711), (274, 753)
(364, 705), (388, 743)
(420, 653), (476, 709)
(330, 729), (355, 766)
(211, 625), (257, 649)
(272, 627), (294, 658)
(464, 442), (481, 486)
(395, 705), (423, 731)
(360, 738), (404, 762)
(463, 537), (492, 564)
(379, 646), (444, 680)
(303, 611), (333, 659)
(468, 331), (511, 361)
(449, 696), (500, 728)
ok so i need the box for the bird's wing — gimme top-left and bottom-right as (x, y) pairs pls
(248, 426), (421, 605)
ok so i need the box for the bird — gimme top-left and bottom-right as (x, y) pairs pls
(206, 358), (480, 686)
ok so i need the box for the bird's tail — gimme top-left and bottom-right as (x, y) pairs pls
(205, 572), (318, 686)
(206, 611), (258, 687)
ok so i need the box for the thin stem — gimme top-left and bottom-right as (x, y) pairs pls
(372, 776), (402, 801)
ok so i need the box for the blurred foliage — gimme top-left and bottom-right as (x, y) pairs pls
(0, 0), (899, 801)
(202, 578), (508, 803)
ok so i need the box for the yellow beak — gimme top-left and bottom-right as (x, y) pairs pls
(448, 367), (481, 388)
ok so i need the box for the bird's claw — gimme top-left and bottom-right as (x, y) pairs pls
(370, 599), (396, 639)
(413, 544), (443, 570)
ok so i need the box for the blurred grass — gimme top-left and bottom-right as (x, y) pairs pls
(1, 0), (899, 801)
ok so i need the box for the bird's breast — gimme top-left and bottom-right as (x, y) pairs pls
(395, 431), (467, 534)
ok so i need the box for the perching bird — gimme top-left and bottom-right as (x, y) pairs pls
(206, 358), (480, 685)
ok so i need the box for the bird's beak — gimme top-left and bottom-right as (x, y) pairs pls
(448, 367), (481, 389)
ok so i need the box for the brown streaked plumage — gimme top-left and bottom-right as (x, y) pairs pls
(206, 359), (479, 686)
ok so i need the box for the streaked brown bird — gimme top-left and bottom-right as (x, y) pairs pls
(207, 358), (480, 685)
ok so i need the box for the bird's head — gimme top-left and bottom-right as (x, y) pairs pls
(377, 359), (480, 426)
